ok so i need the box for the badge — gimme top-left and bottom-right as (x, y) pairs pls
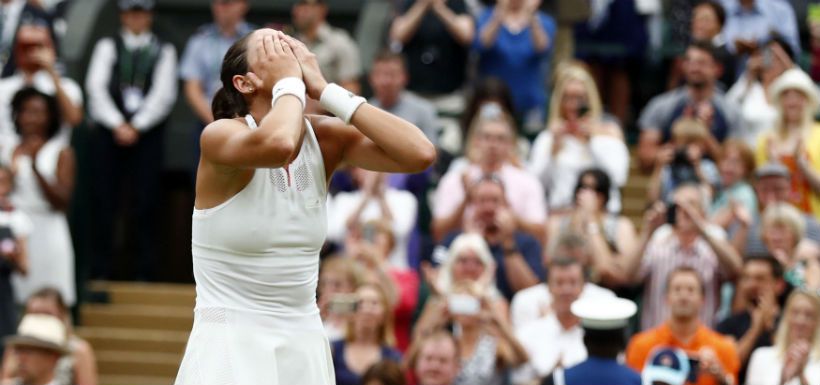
(122, 86), (144, 114)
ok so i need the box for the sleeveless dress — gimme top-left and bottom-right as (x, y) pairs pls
(8, 138), (76, 305)
(174, 115), (335, 385)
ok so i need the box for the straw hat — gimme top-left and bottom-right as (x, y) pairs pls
(769, 68), (820, 112)
(4, 314), (68, 355)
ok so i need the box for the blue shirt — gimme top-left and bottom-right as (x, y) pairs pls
(179, 22), (255, 102)
(549, 357), (641, 385)
(442, 231), (544, 301)
(721, 0), (800, 55)
(331, 340), (401, 385)
(474, 8), (556, 117)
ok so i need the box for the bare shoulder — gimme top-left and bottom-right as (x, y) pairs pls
(200, 117), (249, 141)
(72, 337), (96, 356)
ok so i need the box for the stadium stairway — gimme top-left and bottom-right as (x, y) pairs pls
(622, 149), (651, 228)
(78, 282), (195, 385)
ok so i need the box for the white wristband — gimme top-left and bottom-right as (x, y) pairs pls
(319, 83), (366, 124)
(272, 77), (306, 110)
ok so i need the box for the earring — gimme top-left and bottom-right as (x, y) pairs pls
(248, 87), (255, 93)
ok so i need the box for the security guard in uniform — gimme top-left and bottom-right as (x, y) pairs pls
(540, 297), (642, 385)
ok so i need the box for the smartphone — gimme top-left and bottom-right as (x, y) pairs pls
(328, 294), (359, 315)
(666, 203), (678, 225)
(687, 357), (701, 383)
(448, 294), (481, 316)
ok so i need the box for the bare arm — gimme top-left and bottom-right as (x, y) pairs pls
(431, 200), (467, 242)
(797, 152), (820, 194)
(491, 313), (529, 367)
(638, 130), (662, 174)
(201, 33), (306, 170)
(184, 80), (215, 124)
(390, 0), (433, 44)
(32, 148), (75, 211)
(47, 73), (83, 127)
(529, 14), (549, 52)
(200, 97), (304, 169)
(516, 219), (546, 245)
(615, 204), (665, 285)
(72, 339), (98, 385)
(684, 203), (743, 279)
(431, 1), (475, 45)
(501, 241), (540, 293)
(478, 8), (504, 49)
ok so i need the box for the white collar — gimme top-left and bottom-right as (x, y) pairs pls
(120, 29), (154, 50)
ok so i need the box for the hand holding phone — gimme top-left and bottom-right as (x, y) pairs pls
(448, 294), (481, 316)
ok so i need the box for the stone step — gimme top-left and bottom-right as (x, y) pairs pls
(87, 281), (195, 307)
(95, 350), (182, 378)
(76, 327), (189, 354)
(99, 375), (175, 385)
(81, 304), (193, 332)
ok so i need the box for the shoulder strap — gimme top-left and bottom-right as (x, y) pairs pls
(245, 114), (257, 129)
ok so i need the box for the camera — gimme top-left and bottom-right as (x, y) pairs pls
(670, 149), (699, 186)
(686, 356), (701, 383)
(328, 294), (359, 315)
(448, 294), (481, 316)
(666, 203), (678, 225)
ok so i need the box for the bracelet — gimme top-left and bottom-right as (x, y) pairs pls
(319, 83), (366, 124)
(272, 77), (306, 110)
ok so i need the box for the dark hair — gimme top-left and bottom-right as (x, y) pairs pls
(460, 77), (516, 139)
(361, 360), (406, 385)
(687, 39), (720, 62)
(665, 266), (706, 296)
(766, 33), (796, 62)
(211, 32), (254, 120)
(573, 168), (611, 206)
(11, 87), (60, 139)
(583, 327), (627, 359)
(28, 287), (68, 316)
(694, 0), (726, 28)
(745, 254), (785, 279)
(372, 50), (407, 71)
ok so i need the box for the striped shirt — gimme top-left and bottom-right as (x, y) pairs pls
(639, 224), (728, 330)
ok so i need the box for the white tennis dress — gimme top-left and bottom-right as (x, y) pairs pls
(175, 115), (335, 385)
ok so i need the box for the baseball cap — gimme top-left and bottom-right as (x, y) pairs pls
(641, 347), (690, 385)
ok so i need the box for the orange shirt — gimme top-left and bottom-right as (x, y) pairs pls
(625, 322), (740, 385)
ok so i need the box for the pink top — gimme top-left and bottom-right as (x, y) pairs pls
(433, 163), (547, 225)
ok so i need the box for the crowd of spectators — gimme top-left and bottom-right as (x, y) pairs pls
(0, 0), (819, 384)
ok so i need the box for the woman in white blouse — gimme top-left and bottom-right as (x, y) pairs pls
(746, 290), (820, 385)
(528, 64), (628, 214)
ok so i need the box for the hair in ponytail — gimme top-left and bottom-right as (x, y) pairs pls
(211, 32), (254, 120)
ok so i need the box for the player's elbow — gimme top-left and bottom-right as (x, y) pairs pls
(408, 141), (436, 172)
(264, 137), (298, 164)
